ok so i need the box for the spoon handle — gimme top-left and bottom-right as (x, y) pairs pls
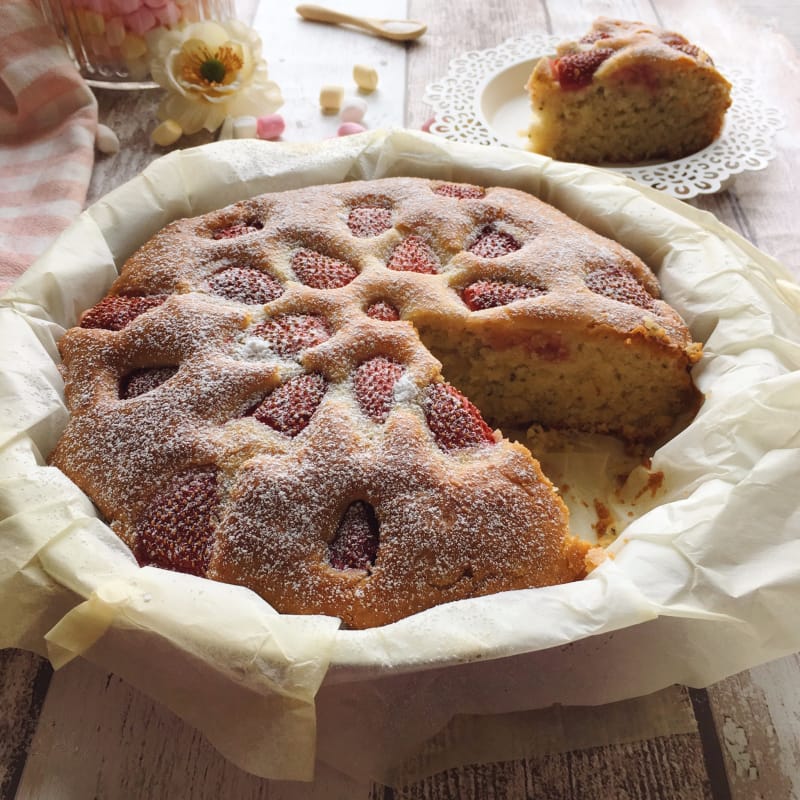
(296, 4), (376, 34)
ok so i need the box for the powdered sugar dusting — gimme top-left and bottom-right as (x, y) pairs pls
(365, 301), (400, 321)
(392, 372), (418, 404)
(239, 336), (275, 361)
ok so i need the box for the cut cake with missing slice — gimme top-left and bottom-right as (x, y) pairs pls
(50, 178), (703, 629)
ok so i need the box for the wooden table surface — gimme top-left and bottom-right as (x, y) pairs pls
(2, 1), (799, 798)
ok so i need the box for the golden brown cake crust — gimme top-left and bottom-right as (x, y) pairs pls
(526, 17), (732, 163)
(50, 177), (702, 628)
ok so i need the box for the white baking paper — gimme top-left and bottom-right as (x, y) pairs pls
(1, 130), (799, 783)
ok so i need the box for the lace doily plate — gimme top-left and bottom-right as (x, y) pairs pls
(423, 34), (783, 199)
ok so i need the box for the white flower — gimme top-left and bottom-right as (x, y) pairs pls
(149, 19), (283, 137)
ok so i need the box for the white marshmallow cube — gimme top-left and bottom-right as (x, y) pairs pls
(319, 85), (345, 112)
(233, 116), (257, 139)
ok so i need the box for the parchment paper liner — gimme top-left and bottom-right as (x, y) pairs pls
(1, 130), (799, 782)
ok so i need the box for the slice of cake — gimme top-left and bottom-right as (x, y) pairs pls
(526, 17), (732, 164)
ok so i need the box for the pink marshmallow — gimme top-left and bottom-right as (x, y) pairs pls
(154, 1), (181, 26)
(124, 6), (157, 34)
(144, 0), (168, 8)
(337, 122), (367, 137)
(256, 113), (285, 140)
(111, 0), (142, 14)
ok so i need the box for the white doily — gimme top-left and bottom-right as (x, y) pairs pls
(423, 34), (783, 199)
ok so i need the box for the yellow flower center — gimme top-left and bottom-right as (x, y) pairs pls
(181, 42), (243, 86)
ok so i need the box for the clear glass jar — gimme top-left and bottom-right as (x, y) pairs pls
(37, 0), (235, 88)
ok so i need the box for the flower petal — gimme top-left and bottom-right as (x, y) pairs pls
(227, 81), (283, 116)
(160, 93), (212, 134)
(202, 104), (229, 132)
(187, 22), (230, 49)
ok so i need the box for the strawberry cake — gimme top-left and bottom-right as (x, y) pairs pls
(526, 18), (732, 164)
(50, 177), (702, 628)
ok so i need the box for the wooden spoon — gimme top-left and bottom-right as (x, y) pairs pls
(295, 4), (427, 41)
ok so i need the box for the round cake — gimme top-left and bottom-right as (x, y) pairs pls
(526, 17), (732, 163)
(50, 177), (702, 628)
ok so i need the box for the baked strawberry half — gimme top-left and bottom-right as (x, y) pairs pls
(585, 265), (655, 309)
(553, 48), (613, 90)
(212, 221), (263, 239)
(387, 236), (439, 274)
(250, 373), (327, 437)
(347, 206), (393, 237)
(207, 267), (284, 304)
(80, 295), (168, 331)
(328, 501), (379, 571)
(134, 466), (220, 576)
(462, 280), (545, 310)
(433, 183), (486, 199)
(468, 226), (521, 259)
(423, 382), (495, 451)
(120, 366), (178, 399)
(291, 249), (358, 289)
(252, 314), (332, 357)
(365, 301), (400, 321)
(353, 356), (405, 423)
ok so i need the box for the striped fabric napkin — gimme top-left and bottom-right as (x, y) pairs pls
(0, 0), (98, 294)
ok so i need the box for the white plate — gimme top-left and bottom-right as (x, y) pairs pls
(424, 35), (784, 199)
(477, 57), (535, 148)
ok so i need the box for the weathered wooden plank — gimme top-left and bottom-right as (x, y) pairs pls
(0, 649), (52, 800)
(250, 0), (408, 142)
(657, 0), (800, 280)
(18, 657), (717, 800)
(15, 657), (381, 800)
(706, 660), (798, 800)
(405, 0), (548, 129)
(390, 734), (714, 800)
(688, 689), (734, 800)
(87, 89), (209, 207)
(748, 655), (800, 797)
(383, 685), (699, 786)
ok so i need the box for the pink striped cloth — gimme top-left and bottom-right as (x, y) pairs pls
(0, 0), (98, 294)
